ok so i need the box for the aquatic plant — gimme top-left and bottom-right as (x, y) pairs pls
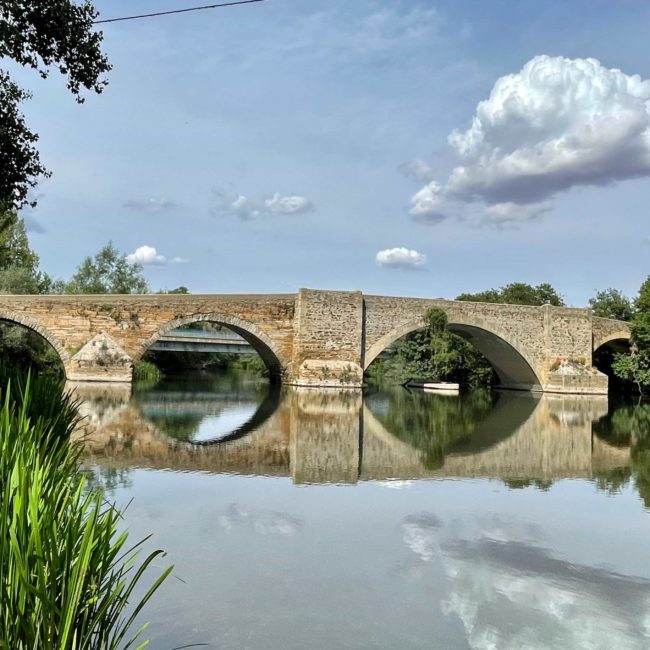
(133, 359), (163, 383)
(0, 371), (171, 648)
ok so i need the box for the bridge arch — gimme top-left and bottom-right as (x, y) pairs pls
(364, 314), (542, 390)
(593, 330), (631, 354)
(0, 309), (70, 365)
(134, 313), (286, 380)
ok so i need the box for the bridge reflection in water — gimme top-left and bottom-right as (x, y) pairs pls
(72, 380), (629, 485)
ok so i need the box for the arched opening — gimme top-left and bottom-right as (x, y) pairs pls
(0, 316), (66, 379)
(364, 319), (541, 391)
(131, 316), (284, 442)
(593, 337), (631, 394)
(136, 314), (284, 384)
(449, 323), (541, 390)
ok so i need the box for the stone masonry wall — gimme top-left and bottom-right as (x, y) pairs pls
(290, 289), (364, 387)
(592, 316), (631, 351)
(0, 290), (630, 394)
(0, 294), (297, 382)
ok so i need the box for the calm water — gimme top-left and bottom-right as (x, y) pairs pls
(75, 373), (650, 650)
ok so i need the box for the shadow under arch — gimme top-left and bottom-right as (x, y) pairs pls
(444, 391), (540, 455)
(134, 313), (285, 382)
(364, 317), (541, 390)
(593, 336), (631, 387)
(136, 382), (282, 447)
(0, 311), (69, 371)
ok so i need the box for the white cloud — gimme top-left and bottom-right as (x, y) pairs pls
(123, 198), (177, 214)
(376, 247), (426, 269)
(409, 55), (650, 226)
(171, 256), (189, 264)
(400, 159), (436, 183)
(214, 191), (313, 220)
(484, 201), (552, 225)
(126, 245), (166, 266)
(264, 192), (312, 214)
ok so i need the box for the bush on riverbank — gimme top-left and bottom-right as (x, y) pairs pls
(133, 359), (164, 383)
(0, 371), (170, 648)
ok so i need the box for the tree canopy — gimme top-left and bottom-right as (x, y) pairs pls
(0, 1), (110, 209)
(0, 206), (51, 293)
(456, 282), (564, 306)
(64, 242), (149, 294)
(612, 277), (650, 394)
(589, 288), (633, 321)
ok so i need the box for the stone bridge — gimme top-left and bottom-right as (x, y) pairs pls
(0, 289), (631, 394)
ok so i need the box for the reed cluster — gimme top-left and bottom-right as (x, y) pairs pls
(0, 370), (170, 649)
(133, 360), (163, 384)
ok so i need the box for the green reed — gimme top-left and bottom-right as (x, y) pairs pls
(133, 360), (163, 384)
(0, 371), (171, 649)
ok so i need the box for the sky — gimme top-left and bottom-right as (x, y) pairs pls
(9, 0), (650, 304)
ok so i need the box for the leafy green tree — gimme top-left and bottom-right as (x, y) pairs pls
(457, 282), (564, 306)
(371, 307), (495, 386)
(0, 1), (110, 208)
(0, 206), (52, 293)
(65, 242), (149, 294)
(589, 288), (633, 321)
(612, 277), (650, 394)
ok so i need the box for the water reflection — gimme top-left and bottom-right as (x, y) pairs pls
(73, 377), (631, 486)
(401, 512), (650, 649)
(70, 376), (650, 650)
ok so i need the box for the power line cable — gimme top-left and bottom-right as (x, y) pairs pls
(94, 0), (266, 25)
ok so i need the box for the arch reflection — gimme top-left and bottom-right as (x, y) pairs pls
(75, 379), (627, 488)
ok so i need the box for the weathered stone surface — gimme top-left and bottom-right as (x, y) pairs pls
(0, 290), (632, 393)
(68, 332), (132, 382)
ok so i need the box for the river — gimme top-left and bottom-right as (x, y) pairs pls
(74, 371), (650, 650)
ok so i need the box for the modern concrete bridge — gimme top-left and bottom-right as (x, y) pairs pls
(149, 327), (254, 354)
(0, 288), (631, 394)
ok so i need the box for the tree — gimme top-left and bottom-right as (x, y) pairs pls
(456, 282), (564, 306)
(162, 286), (189, 294)
(0, 204), (52, 293)
(65, 242), (149, 294)
(612, 277), (650, 394)
(589, 288), (633, 321)
(0, 1), (110, 208)
(381, 307), (494, 386)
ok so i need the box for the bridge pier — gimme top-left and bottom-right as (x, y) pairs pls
(65, 332), (133, 383)
(288, 289), (365, 389)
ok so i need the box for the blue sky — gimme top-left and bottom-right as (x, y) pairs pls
(10, 0), (650, 303)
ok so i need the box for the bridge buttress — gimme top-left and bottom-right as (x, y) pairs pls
(289, 288), (365, 388)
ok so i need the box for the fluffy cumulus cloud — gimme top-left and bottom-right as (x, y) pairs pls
(214, 191), (313, 220)
(409, 55), (650, 226)
(376, 247), (426, 269)
(126, 245), (166, 266)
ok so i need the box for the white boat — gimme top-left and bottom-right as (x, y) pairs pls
(405, 380), (460, 394)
